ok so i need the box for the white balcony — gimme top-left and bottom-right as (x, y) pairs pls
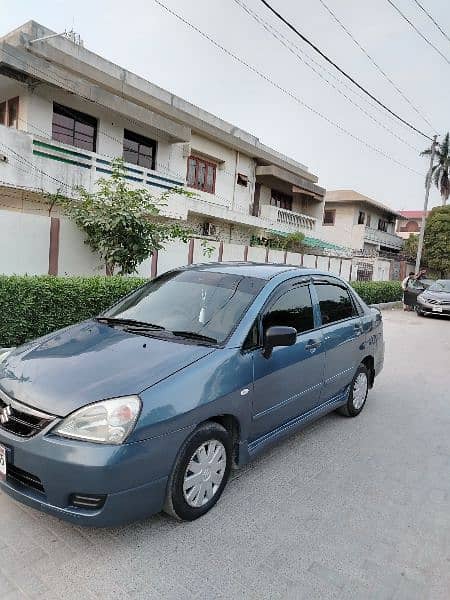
(364, 226), (403, 251)
(259, 204), (316, 234)
(0, 126), (188, 220)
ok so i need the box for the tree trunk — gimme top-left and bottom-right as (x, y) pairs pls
(105, 262), (115, 276)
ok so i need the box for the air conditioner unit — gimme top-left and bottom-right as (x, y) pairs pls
(202, 222), (217, 237)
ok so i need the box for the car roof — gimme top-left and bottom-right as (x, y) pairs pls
(179, 262), (319, 280)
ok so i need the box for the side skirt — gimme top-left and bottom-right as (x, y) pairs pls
(238, 390), (349, 466)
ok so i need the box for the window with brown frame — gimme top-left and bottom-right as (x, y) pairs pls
(52, 103), (97, 152)
(123, 129), (157, 170)
(7, 97), (19, 128)
(187, 155), (216, 194)
(378, 218), (388, 232)
(323, 209), (336, 226)
(270, 190), (292, 211)
(0, 97), (19, 128)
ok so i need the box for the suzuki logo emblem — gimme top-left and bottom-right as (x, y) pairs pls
(0, 405), (12, 424)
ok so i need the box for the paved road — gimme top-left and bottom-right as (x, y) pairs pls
(1, 310), (449, 599)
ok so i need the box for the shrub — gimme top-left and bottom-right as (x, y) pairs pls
(351, 281), (403, 305)
(0, 275), (146, 348)
(0, 276), (403, 349)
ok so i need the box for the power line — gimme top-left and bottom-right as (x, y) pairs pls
(411, 0), (450, 44)
(317, 0), (436, 132)
(153, 0), (423, 175)
(386, 0), (450, 65)
(258, 0), (433, 141)
(233, 0), (422, 152)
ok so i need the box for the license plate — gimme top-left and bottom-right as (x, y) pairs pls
(432, 306), (443, 313)
(0, 445), (6, 480)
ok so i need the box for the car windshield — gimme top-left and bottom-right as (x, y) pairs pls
(428, 280), (450, 293)
(102, 270), (265, 344)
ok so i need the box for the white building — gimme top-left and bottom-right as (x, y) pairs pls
(320, 190), (404, 254)
(0, 21), (326, 246)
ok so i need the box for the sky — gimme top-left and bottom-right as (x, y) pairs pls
(2, 0), (450, 210)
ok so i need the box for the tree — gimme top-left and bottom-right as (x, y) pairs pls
(421, 133), (450, 206)
(402, 233), (420, 264)
(55, 159), (195, 275)
(423, 205), (450, 277)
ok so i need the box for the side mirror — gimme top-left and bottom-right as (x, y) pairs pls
(263, 326), (297, 359)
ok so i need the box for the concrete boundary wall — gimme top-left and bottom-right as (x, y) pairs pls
(0, 210), (404, 281)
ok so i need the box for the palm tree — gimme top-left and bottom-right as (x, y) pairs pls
(421, 133), (450, 205)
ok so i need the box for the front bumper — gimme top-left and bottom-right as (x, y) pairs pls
(417, 300), (450, 316)
(0, 424), (192, 527)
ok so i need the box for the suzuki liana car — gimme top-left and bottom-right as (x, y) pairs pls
(416, 279), (450, 317)
(0, 263), (384, 526)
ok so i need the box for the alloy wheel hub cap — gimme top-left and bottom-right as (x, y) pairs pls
(353, 372), (368, 410)
(183, 439), (226, 508)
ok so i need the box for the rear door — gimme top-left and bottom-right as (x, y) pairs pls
(249, 279), (325, 441)
(311, 278), (363, 403)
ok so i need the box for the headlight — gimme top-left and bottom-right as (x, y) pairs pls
(0, 348), (14, 364)
(54, 396), (141, 445)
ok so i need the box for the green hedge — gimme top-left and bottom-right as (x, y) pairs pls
(0, 276), (403, 348)
(0, 276), (146, 348)
(351, 281), (402, 305)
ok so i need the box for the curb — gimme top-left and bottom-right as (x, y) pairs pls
(370, 301), (402, 310)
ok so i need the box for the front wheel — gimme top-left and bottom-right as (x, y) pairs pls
(338, 364), (369, 417)
(164, 422), (232, 521)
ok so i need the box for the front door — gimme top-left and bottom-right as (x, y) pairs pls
(312, 279), (363, 402)
(249, 281), (325, 441)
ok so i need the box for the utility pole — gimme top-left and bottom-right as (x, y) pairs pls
(415, 134), (438, 274)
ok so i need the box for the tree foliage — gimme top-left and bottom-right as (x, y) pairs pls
(424, 205), (450, 277)
(54, 159), (195, 275)
(421, 133), (450, 206)
(402, 233), (420, 264)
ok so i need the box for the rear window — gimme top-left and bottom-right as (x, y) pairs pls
(315, 283), (356, 325)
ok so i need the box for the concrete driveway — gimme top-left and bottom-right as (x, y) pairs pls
(1, 310), (449, 600)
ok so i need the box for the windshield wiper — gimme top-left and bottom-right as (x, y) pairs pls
(96, 317), (166, 330)
(170, 330), (218, 344)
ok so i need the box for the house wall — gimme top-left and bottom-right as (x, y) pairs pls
(0, 209), (360, 279)
(318, 203), (362, 249)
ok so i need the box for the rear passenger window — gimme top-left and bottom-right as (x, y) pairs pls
(263, 285), (314, 334)
(315, 284), (356, 325)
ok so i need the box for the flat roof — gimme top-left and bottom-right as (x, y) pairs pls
(0, 21), (319, 183)
(325, 190), (402, 218)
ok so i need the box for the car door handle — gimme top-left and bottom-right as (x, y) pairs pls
(305, 339), (321, 351)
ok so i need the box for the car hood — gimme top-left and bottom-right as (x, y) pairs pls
(0, 321), (215, 417)
(420, 290), (450, 302)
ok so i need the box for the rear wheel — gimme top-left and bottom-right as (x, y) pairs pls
(164, 422), (232, 521)
(338, 364), (369, 417)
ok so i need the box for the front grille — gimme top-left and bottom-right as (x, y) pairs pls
(7, 464), (45, 494)
(426, 298), (450, 305)
(0, 390), (55, 438)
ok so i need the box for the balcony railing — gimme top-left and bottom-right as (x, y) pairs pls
(364, 226), (403, 250)
(260, 204), (316, 232)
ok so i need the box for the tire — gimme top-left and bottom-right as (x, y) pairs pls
(338, 364), (369, 417)
(164, 422), (232, 521)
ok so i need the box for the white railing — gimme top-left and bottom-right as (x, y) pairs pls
(364, 226), (403, 250)
(0, 127), (188, 219)
(260, 204), (316, 232)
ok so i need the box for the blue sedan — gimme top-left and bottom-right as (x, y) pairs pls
(0, 263), (384, 525)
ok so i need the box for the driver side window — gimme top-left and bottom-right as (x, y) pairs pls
(262, 285), (314, 336)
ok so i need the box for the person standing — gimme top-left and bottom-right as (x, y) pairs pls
(402, 271), (415, 310)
